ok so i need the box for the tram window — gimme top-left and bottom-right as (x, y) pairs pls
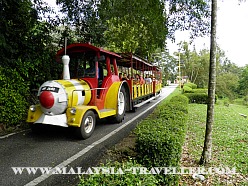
(84, 61), (96, 77)
(74, 53), (96, 78)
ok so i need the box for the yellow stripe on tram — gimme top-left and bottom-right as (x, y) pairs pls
(56, 80), (78, 107)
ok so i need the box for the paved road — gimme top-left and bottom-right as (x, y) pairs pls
(0, 84), (178, 186)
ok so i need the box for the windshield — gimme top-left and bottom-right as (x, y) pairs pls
(69, 52), (96, 78)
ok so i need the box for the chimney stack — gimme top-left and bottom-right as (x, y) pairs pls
(62, 55), (70, 80)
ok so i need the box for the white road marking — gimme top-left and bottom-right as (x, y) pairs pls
(0, 130), (29, 139)
(1, 85), (176, 185)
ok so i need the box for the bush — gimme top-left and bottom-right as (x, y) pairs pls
(0, 67), (29, 127)
(184, 93), (208, 104)
(193, 89), (208, 94)
(0, 89), (28, 127)
(135, 95), (188, 185)
(78, 160), (158, 186)
(184, 93), (218, 104)
(182, 85), (193, 93)
(183, 86), (207, 94)
(183, 82), (197, 89)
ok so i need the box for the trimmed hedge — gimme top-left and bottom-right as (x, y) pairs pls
(183, 84), (208, 94)
(183, 82), (197, 89)
(135, 95), (189, 185)
(184, 93), (218, 104)
(184, 93), (208, 104)
(182, 85), (193, 93)
(193, 89), (208, 94)
(78, 161), (158, 186)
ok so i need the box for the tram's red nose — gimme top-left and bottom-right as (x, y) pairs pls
(40, 91), (54, 109)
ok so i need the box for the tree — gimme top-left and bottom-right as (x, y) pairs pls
(216, 73), (239, 100)
(0, 0), (38, 66)
(216, 58), (241, 100)
(162, 54), (178, 83)
(56, 0), (211, 58)
(0, 0), (60, 127)
(166, 0), (211, 40)
(200, 0), (217, 165)
(174, 42), (210, 88)
(99, 0), (167, 56)
(57, 0), (106, 45)
(0, 0), (60, 87)
(237, 65), (248, 96)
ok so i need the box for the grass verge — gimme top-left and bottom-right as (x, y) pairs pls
(180, 101), (248, 185)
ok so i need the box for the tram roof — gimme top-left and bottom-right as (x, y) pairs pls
(117, 53), (160, 71)
(56, 43), (122, 59)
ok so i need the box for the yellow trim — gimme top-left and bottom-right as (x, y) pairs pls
(66, 105), (99, 127)
(66, 106), (117, 127)
(26, 105), (43, 123)
(83, 88), (91, 105)
(55, 80), (91, 107)
(99, 109), (116, 118)
(56, 80), (77, 106)
(104, 82), (122, 110)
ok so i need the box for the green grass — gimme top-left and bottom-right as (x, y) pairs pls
(185, 101), (248, 185)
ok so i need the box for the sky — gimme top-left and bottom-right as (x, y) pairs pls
(46, 0), (248, 67)
(167, 1), (248, 67)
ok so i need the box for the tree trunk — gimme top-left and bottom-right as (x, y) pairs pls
(193, 67), (199, 84)
(190, 68), (194, 82)
(199, 0), (217, 165)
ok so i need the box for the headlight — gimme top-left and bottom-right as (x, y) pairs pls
(70, 107), (76, 115)
(30, 105), (36, 112)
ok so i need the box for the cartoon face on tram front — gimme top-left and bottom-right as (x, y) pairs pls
(38, 79), (91, 116)
(36, 51), (101, 117)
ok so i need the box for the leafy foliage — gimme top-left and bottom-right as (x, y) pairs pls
(0, 0), (60, 128)
(243, 95), (248, 106)
(183, 85), (208, 94)
(135, 95), (188, 185)
(216, 73), (239, 99)
(56, 0), (211, 57)
(175, 42), (210, 88)
(184, 82), (197, 89)
(175, 41), (242, 94)
(0, 0), (60, 87)
(184, 92), (218, 104)
(78, 160), (158, 185)
(237, 65), (248, 96)
(183, 85), (193, 93)
(184, 93), (208, 104)
(57, 0), (106, 45)
(0, 0), (37, 64)
(104, 17), (144, 53)
(166, 0), (211, 40)
(99, 0), (167, 56)
(0, 67), (28, 126)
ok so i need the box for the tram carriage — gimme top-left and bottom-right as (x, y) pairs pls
(27, 43), (162, 139)
(117, 53), (162, 109)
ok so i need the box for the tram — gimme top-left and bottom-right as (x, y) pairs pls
(26, 43), (162, 139)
